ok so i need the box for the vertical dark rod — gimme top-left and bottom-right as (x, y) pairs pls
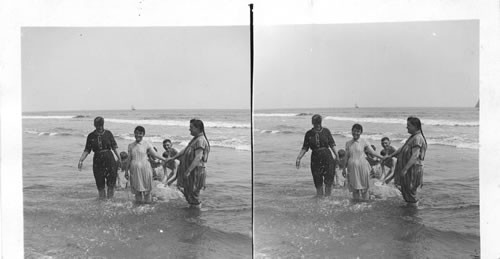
(248, 3), (254, 257)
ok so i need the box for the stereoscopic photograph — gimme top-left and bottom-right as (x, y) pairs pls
(2, 0), (499, 258)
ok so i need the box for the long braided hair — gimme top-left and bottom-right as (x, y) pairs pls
(190, 118), (210, 162)
(407, 116), (428, 151)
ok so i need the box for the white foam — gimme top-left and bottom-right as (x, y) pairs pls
(23, 115), (75, 119)
(370, 180), (401, 199)
(254, 113), (298, 117)
(106, 118), (249, 129)
(324, 116), (478, 127)
(118, 135), (250, 151)
(338, 132), (479, 150)
(151, 181), (184, 201)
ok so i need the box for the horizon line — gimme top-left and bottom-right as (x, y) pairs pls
(22, 106), (478, 113)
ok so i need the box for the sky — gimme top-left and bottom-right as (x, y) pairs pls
(22, 21), (479, 112)
(22, 27), (250, 112)
(255, 20), (479, 109)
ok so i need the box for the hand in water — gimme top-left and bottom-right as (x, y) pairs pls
(78, 161), (83, 171)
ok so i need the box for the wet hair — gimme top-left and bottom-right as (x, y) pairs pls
(94, 116), (104, 126)
(352, 123), (363, 133)
(311, 114), (322, 126)
(134, 126), (145, 134)
(163, 139), (172, 144)
(407, 116), (427, 146)
(381, 137), (390, 142)
(338, 149), (346, 158)
(190, 119), (211, 161)
(119, 151), (128, 160)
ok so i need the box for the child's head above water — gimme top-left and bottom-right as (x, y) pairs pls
(120, 151), (128, 160)
(381, 137), (391, 149)
(163, 139), (172, 150)
(338, 149), (346, 158)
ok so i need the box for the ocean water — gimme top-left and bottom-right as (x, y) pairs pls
(22, 109), (252, 258)
(254, 107), (479, 258)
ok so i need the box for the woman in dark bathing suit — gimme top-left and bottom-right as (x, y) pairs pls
(296, 114), (339, 197)
(78, 117), (121, 200)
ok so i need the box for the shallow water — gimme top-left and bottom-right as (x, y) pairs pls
(254, 107), (479, 258)
(23, 109), (252, 258)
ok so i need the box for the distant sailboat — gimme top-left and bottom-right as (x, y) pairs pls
(355, 103), (359, 109)
(131, 105), (136, 111)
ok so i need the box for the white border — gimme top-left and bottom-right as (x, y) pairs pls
(1, 0), (498, 257)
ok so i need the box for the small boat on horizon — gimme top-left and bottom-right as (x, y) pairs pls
(131, 105), (136, 111)
(355, 103), (359, 109)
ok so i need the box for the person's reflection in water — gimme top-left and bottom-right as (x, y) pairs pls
(179, 208), (208, 258)
(395, 205), (426, 258)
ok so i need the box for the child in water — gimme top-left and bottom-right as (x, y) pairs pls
(337, 149), (347, 187)
(162, 139), (180, 186)
(380, 137), (397, 184)
(148, 146), (165, 182)
(365, 145), (382, 178)
(117, 151), (129, 189)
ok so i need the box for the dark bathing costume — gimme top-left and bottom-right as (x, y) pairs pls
(84, 129), (118, 190)
(162, 148), (179, 169)
(381, 146), (397, 168)
(302, 127), (337, 189)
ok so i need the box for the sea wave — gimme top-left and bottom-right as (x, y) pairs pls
(106, 118), (250, 129)
(255, 128), (478, 150)
(254, 112), (313, 117)
(115, 134), (251, 151)
(24, 130), (84, 137)
(22, 115), (250, 128)
(23, 115), (76, 119)
(25, 129), (251, 151)
(345, 132), (479, 150)
(324, 116), (478, 127)
(259, 129), (294, 134)
(254, 113), (299, 117)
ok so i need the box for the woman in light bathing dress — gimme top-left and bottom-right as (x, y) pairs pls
(126, 126), (166, 204)
(384, 116), (427, 207)
(342, 123), (383, 201)
(167, 119), (210, 208)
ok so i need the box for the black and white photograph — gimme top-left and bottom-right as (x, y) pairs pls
(253, 21), (479, 258)
(20, 26), (252, 257)
(1, 0), (500, 258)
